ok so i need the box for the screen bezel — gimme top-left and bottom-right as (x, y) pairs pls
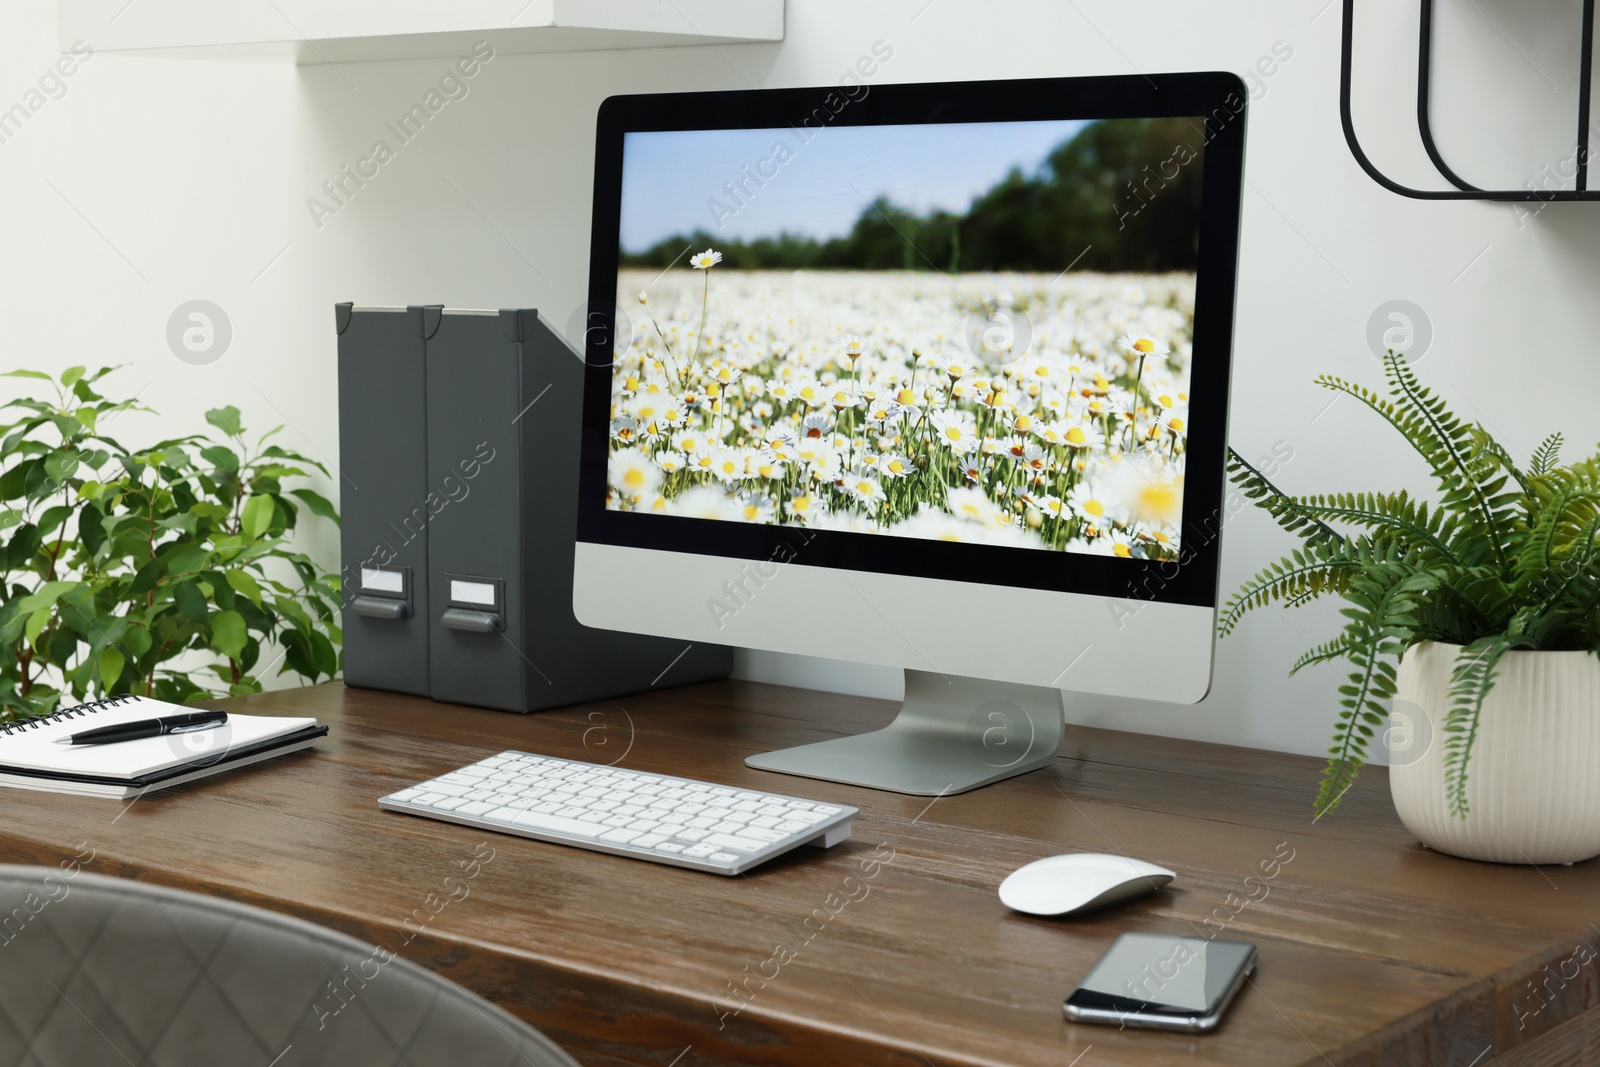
(579, 72), (1247, 608)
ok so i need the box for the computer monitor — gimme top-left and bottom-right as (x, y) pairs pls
(574, 72), (1247, 795)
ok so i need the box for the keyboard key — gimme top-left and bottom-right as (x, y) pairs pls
(674, 829), (708, 842)
(751, 817), (781, 828)
(654, 842), (685, 853)
(634, 834), (668, 848)
(485, 807), (522, 823)
(704, 834), (766, 853)
(458, 802), (495, 816)
(389, 788), (424, 802)
(786, 801), (814, 810)
(415, 793), (447, 806)
(683, 844), (719, 858)
(744, 828), (786, 843)
(778, 820), (810, 834)
(513, 811), (604, 838)
(711, 821), (743, 834)
(813, 805), (842, 815)
(599, 829), (642, 844)
(710, 852), (740, 864)
(434, 798), (466, 811)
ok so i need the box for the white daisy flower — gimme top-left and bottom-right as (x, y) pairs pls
(654, 450), (688, 474)
(708, 449), (745, 483)
(1117, 334), (1170, 360)
(845, 471), (885, 511)
(889, 511), (972, 542)
(880, 453), (914, 479)
(787, 492), (829, 521)
(929, 410), (980, 454)
(1067, 480), (1126, 527)
(947, 486), (1006, 526)
(800, 413), (834, 440)
(610, 416), (639, 444)
(736, 493), (777, 523)
(690, 248), (723, 270)
(608, 447), (661, 500)
(1060, 423), (1107, 450)
(669, 486), (742, 520)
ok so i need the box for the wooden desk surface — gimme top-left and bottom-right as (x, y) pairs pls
(1, 680), (1597, 1066)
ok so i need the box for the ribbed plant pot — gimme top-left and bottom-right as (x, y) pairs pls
(1389, 641), (1600, 865)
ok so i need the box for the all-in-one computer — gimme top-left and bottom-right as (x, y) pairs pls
(572, 71), (1247, 797)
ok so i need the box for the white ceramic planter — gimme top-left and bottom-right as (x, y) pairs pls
(1389, 641), (1600, 865)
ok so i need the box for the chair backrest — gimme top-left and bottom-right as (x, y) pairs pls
(0, 864), (580, 1067)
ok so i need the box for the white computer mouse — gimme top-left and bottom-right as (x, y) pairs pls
(998, 853), (1175, 917)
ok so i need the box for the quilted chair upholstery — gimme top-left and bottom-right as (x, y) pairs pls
(0, 865), (579, 1067)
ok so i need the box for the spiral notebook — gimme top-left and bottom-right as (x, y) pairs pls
(0, 695), (327, 799)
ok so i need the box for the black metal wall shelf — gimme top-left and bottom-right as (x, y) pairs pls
(1342, 0), (1600, 200)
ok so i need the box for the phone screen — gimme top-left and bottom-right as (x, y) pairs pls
(1065, 933), (1255, 1028)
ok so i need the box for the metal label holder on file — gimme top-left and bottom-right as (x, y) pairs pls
(351, 566), (413, 620)
(441, 574), (504, 633)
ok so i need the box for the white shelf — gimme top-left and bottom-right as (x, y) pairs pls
(56, 0), (784, 63)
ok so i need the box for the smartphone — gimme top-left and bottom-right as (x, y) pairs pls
(1064, 933), (1256, 1033)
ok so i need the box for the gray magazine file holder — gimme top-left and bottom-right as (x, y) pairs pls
(337, 303), (731, 712)
(335, 304), (431, 696)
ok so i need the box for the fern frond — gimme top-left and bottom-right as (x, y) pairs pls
(1287, 490), (1460, 560)
(1529, 432), (1564, 476)
(1515, 477), (1600, 594)
(1383, 353), (1515, 568)
(1217, 539), (1380, 637)
(1291, 635), (1348, 675)
(1225, 448), (1342, 545)
(1315, 566), (1438, 817)
(1442, 634), (1526, 818)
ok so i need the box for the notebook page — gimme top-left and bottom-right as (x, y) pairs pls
(0, 696), (318, 779)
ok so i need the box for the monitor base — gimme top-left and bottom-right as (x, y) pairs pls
(745, 670), (1066, 796)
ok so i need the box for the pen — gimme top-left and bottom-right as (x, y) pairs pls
(54, 711), (229, 746)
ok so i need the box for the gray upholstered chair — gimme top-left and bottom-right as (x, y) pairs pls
(0, 865), (579, 1067)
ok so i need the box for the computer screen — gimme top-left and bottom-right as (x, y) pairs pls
(606, 115), (1204, 564)
(579, 73), (1243, 670)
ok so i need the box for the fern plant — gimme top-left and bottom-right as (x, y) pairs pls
(1221, 350), (1600, 819)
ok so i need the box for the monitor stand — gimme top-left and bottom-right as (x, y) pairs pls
(745, 670), (1066, 796)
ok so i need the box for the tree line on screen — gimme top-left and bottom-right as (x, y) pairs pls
(620, 118), (1205, 274)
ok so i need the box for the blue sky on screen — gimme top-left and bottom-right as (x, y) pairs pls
(618, 119), (1091, 253)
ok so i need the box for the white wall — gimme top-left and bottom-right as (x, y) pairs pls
(5, 1), (1599, 761)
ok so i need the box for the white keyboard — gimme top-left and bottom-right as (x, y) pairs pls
(378, 751), (860, 875)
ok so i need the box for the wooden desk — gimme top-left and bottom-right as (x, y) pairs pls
(1, 681), (1597, 1066)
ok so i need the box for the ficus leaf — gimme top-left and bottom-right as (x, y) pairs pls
(210, 610), (247, 660)
(241, 495), (274, 539)
(99, 647), (125, 690)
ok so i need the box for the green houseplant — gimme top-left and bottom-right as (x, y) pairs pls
(1221, 351), (1600, 860)
(0, 366), (342, 718)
